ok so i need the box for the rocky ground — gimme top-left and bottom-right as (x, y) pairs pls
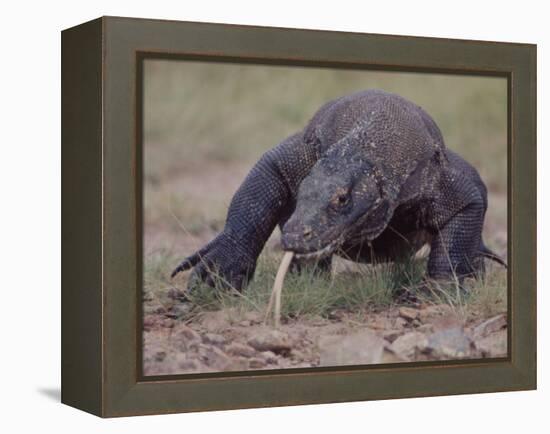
(143, 303), (507, 376)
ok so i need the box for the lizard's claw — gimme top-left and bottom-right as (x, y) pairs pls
(171, 231), (256, 291)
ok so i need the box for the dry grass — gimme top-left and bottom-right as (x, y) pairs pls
(144, 60), (506, 187)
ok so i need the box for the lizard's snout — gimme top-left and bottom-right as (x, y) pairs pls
(281, 223), (332, 254)
(280, 230), (305, 252)
(281, 230), (313, 252)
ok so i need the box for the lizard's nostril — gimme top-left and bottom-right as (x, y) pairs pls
(303, 227), (312, 239)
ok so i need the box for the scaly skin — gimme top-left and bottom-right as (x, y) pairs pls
(172, 90), (504, 290)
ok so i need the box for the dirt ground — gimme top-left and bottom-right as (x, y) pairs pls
(143, 303), (507, 376)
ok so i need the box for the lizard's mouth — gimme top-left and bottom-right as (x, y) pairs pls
(282, 199), (391, 259)
(289, 219), (387, 260)
(284, 231), (348, 260)
(292, 241), (339, 260)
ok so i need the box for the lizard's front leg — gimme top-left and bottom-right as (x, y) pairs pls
(172, 133), (319, 291)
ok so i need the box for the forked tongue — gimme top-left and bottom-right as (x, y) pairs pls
(264, 251), (294, 327)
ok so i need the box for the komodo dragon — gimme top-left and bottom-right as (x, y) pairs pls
(172, 90), (505, 290)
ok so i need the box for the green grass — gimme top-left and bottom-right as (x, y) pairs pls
(145, 247), (506, 324)
(145, 250), (417, 321)
(144, 257), (507, 330)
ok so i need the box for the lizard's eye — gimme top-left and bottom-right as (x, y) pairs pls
(330, 187), (351, 209)
(337, 194), (349, 205)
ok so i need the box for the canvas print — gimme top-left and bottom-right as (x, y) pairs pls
(141, 60), (508, 376)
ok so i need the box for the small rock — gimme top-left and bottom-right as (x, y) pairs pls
(155, 306), (167, 315)
(200, 311), (230, 332)
(202, 333), (226, 346)
(394, 317), (408, 329)
(260, 351), (279, 364)
(243, 311), (263, 324)
(276, 358), (293, 369)
(226, 342), (256, 358)
(238, 320), (252, 327)
(166, 287), (188, 302)
(154, 350), (167, 362)
(390, 332), (429, 360)
(427, 327), (472, 359)
(161, 318), (175, 328)
(248, 330), (292, 355)
(143, 315), (159, 331)
(231, 357), (251, 370)
(418, 304), (453, 323)
(291, 349), (307, 361)
(475, 329), (508, 357)
(202, 346), (231, 369)
(165, 303), (193, 319)
(327, 309), (345, 321)
(416, 323), (434, 334)
(176, 356), (200, 371)
(381, 348), (407, 363)
(399, 307), (419, 321)
(472, 314), (507, 339)
(292, 362), (315, 368)
(431, 313), (463, 330)
(388, 308), (400, 318)
(248, 357), (267, 369)
(382, 329), (402, 343)
(309, 315), (329, 326)
(319, 329), (385, 366)
(143, 302), (162, 316)
(369, 316), (392, 330)
(173, 324), (201, 342)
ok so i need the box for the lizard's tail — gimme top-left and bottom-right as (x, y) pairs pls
(479, 243), (507, 268)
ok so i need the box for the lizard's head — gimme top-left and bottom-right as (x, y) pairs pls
(281, 147), (392, 259)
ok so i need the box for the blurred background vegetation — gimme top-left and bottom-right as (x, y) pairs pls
(143, 59), (507, 296)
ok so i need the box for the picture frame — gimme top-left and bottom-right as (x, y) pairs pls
(61, 16), (536, 417)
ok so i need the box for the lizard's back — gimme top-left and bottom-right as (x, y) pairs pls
(303, 89), (446, 188)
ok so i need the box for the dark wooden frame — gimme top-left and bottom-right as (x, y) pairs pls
(61, 16), (536, 417)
